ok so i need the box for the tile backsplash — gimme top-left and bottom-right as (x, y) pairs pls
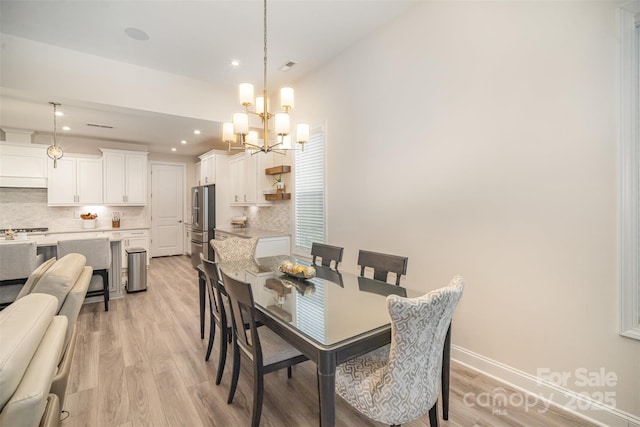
(0, 188), (150, 231)
(244, 203), (291, 234)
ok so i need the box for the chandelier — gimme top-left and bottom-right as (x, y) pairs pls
(222, 0), (309, 153)
(47, 102), (64, 168)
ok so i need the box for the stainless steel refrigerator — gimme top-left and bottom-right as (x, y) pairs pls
(190, 184), (215, 268)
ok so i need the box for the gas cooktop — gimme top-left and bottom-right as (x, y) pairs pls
(0, 227), (49, 233)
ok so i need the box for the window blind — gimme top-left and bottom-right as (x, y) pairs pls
(294, 125), (325, 255)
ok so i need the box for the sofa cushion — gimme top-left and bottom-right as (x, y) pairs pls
(30, 254), (86, 312)
(0, 315), (66, 427)
(15, 257), (57, 301)
(0, 293), (58, 410)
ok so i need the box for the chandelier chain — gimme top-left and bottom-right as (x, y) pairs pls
(263, 0), (268, 99)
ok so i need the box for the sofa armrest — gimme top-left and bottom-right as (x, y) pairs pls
(0, 315), (67, 427)
(51, 324), (78, 409)
(39, 394), (60, 427)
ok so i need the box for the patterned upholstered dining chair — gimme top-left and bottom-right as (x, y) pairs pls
(210, 237), (258, 263)
(335, 276), (465, 427)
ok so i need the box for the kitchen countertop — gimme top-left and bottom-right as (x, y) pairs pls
(214, 227), (290, 239)
(18, 226), (150, 236)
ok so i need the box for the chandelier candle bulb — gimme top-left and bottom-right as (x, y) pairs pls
(275, 113), (290, 135)
(256, 96), (265, 115)
(296, 123), (310, 143)
(239, 83), (255, 106)
(233, 112), (249, 134)
(223, 123), (235, 142)
(280, 87), (294, 110)
(247, 131), (259, 146)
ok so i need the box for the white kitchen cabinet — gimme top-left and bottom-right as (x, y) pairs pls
(229, 151), (273, 206)
(199, 151), (216, 185)
(118, 229), (150, 268)
(101, 149), (148, 205)
(0, 142), (48, 188)
(255, 236), (291, 258)
(47, 156), (103, 206)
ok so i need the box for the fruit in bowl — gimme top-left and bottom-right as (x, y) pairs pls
(278, 260), (316, 279)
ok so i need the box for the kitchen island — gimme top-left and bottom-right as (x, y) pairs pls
(2, 226), (150, 301)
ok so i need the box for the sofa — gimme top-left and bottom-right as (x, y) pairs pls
(0, 293), (68, 427)
(2, 252), (92, 425)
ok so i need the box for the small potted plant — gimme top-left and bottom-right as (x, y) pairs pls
(272, 174), (286, 193)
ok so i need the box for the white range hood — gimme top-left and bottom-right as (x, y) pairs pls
(0, 128), (48, 188)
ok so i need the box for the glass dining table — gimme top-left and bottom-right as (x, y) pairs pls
(197, 255), (451, 427)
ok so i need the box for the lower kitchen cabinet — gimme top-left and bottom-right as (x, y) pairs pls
(118, 230), (150, 268)
(255, 236), (291, 258)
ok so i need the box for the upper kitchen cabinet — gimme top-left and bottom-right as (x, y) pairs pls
(229, 151), (273, 206)
(100, 149), (148, 205)
(199, 151), (216, 185)
(0, 142), (48, 188)
(48, 155), (103, 205)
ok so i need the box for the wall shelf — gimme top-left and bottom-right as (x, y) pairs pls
(265, 165), (291, 175)
(264, 193), (291, 201)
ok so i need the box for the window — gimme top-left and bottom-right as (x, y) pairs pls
(619, 3), (640, 340)
(293, 124), (325, 256)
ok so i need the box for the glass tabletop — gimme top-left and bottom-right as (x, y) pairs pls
(218, 255), (421, 348)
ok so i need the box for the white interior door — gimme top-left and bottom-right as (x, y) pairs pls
(151, 163), (184, 257)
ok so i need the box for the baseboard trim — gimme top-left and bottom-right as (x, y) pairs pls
(451, 345), (640, 427)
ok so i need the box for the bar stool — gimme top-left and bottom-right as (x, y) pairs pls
(0, 241), (44, 307)
(57, 238), (111, 311)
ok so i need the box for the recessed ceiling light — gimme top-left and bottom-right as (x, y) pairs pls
(231, 60), (240, 67)
(193, 130), (201, 135)
(62, 126), (71, 131)
(125, 27), (149, 41)
(55, 111), (64, 117)
(171, 147), (177, 152)
(181, 140), (187, 144)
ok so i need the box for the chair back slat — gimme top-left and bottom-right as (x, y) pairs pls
(220, 270), (261, 363)
(311, 242), (344, 270)
(357, 249), (408, 286)
(199, 254), (227, 326)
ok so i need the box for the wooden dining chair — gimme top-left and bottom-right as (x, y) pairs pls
(221, 270), (309, 427)
(357, 249), (408, 286)
(311, 242), (344, 270)
(335, 276), (465, 427)
(199, 253), (232, 385)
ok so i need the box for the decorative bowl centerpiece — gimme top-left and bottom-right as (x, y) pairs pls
(278, 260), (316, 280)
(80, 212), (97, 229)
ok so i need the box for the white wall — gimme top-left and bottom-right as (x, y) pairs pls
(294, 0), (639, 418)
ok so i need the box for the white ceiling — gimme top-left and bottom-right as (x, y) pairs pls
(0, 0), (415, 156)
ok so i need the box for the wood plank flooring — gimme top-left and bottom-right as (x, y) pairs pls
(62, 255), (597, 427)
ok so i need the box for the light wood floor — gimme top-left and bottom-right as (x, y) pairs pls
(62, 255), (597, 427)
